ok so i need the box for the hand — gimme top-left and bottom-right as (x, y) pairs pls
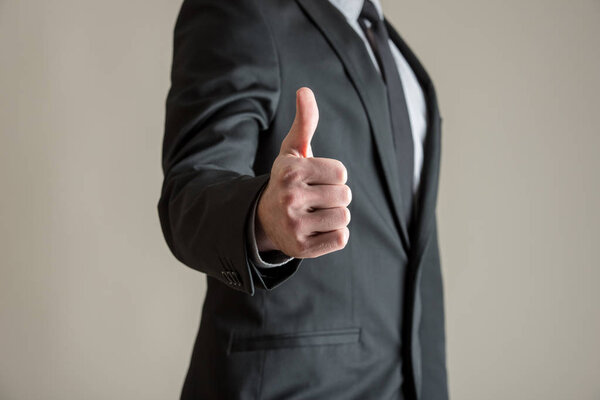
(255, 87), (352, 258)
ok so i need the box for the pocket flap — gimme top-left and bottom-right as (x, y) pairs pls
(229, 327), (361, 353)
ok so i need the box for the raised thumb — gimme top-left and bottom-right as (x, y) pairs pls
(280, 87), (319, 157)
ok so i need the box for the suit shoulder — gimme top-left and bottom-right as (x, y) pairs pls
(171, 0), (279, 73)
(175, 0), (272, 29)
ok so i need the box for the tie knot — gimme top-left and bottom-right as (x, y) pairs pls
(359, 0), (381, 26)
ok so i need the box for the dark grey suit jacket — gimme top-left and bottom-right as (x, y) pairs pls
(158, 0), (448, 399)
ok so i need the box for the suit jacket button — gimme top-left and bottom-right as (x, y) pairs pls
(221, 270), (232, 284)
(231, 271), (241, 286)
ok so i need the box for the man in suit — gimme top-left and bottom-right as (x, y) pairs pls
(158, 0), (448, 398)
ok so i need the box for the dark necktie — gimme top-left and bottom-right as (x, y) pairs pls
(358, 0), (415, 230)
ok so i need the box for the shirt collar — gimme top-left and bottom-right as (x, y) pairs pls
(328, 0), (384, 23)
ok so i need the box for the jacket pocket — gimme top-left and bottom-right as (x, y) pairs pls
(228, 327), (361, 353)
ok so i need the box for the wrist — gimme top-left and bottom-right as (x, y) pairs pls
(255, 194), (278, 253)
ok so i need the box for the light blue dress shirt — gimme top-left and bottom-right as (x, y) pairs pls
(247, 0), (429, 268)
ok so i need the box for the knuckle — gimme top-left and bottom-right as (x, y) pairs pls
(280, 164), (303, 186)
(336, 228), (349, 248)
(342, 207), (351, 225)
(281, 191), (295, 207)
(294, 237), (310, 256)
(285, 212), (301, 232)
(342, 185), (352, 205)
(333, 228), (348, 250)
(334, 161), (348, 183)
(280, 188), (301, 208)
(334, 231), (345, 248)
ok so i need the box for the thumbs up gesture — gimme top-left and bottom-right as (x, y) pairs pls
(255, 87), (352, 258)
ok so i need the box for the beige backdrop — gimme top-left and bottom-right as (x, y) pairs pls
(1, 0), (599, 399)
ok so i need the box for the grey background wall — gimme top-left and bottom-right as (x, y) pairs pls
(1, 0), (598, 398)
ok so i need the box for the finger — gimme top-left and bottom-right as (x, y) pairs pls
(280, 87), (319, 157)
(301, 157), (347, 184)
(303, 184), (352, 209)
(302, 227), (350, 258)
(301, 207), (351, 234)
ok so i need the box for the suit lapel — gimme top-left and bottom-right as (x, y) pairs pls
(385, 18), (442, 270)
(295, 0), (411, 251)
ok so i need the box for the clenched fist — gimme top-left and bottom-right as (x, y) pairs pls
(255, 87), (352, 258)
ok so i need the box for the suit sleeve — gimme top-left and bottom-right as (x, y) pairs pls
(158, 0), (302, 295)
